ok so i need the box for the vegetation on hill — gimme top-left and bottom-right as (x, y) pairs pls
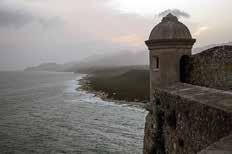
(79, 66), (150, 102)
(24, 51), (148, 72)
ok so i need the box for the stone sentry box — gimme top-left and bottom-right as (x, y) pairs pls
(144, 13), (232, 154)
(145, 13), (195, 100)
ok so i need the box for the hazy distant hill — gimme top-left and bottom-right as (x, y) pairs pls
(25, 42), (232, 72)
(67, 51), (148, 73)
(25, 63), (63, 72)
(24, 51), (148, 72)
(24, 62), (76, 72)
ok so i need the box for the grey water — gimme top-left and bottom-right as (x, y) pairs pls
(0, 71), (147, 154)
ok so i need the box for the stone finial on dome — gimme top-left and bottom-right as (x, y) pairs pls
(147, 13), (194, 41)
(162, 13), (178, 22)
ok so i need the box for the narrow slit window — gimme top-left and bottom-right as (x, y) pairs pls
(156, 57), (159, 69)
(152, 56), (159, 71)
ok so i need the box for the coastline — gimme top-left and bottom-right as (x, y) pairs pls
(76, 75), (146, 109)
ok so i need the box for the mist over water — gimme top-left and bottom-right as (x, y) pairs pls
(0, 71), (147, 154)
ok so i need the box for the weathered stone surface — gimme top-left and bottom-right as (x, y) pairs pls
(198, 134), (232, 154)
(144, 83), (232, 154)
(149, 13), (192, 40)
(159, 83), (232, 113)
(183, 46), (232, 91)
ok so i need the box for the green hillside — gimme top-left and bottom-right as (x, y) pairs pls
(81, 68), (150, 102)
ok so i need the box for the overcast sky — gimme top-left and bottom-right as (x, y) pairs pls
(0, 0), (232, 70)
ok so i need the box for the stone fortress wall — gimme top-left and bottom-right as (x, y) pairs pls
(144, 83), (232, 154)
(144, 13), (232, 154)
(182, 46), (232, 91)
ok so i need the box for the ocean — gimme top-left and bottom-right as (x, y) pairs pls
(0, 71), (147, 154)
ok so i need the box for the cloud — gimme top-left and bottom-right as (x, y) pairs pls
(2, 0), (229, 70)
(111, 34), (144, 47)
(0, 1), (61, 28)
(193, 26), (209, 36)
(0, 0), (152, 70)
(0, 9), (35, 27)
(158, 9), (190, 18)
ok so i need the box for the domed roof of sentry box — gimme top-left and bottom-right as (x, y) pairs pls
(149, 13), (192, 40)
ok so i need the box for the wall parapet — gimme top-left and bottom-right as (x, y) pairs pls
(144, 82), (232, 154)
(182, 45), (232, 91)
(157, 83), (232, 113)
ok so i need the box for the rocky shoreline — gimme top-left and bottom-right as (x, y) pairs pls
(77, 75), (146, 109)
